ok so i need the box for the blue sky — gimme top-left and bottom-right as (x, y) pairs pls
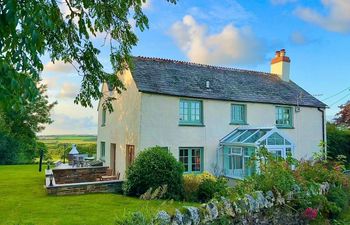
(40, 0), (350, 135)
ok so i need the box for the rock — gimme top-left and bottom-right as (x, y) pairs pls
(156, 210), (171, 225)
(172, 209), (184, 225)
(221, 197), (235, 218)
(183, 206), (200, 225)
(206, 201), (219, 220)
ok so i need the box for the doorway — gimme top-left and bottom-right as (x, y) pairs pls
(126, 144), (135, 168)
(110, 143), (116, 175)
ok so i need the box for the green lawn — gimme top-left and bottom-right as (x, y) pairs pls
(0, 165), (193, 225)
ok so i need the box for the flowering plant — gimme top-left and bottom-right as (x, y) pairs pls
(303, 207), (318, 220)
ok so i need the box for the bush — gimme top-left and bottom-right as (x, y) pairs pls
(183, 172), (216, 201)
(123, 146), (184, 200)
(327, 186), (350, 218)
(197, 177), (228, 203)
(183, 171), (228, 202)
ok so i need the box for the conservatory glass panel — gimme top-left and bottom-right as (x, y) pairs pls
(267, 132), (284, 145)
(244, 129), (269, 143)
(285, 139), (291, 145)
(224, 130), (246, 142)
(234, 129), (258, 142)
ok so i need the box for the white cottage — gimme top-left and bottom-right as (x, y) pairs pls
(97, 49), (327, 179)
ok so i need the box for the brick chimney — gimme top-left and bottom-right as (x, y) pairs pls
(271, 49), (290, 82)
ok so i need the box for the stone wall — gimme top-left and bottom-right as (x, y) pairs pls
(46, 180), (124, 196)
(52, 166), (108, 184)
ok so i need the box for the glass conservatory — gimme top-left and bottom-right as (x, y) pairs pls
(218, 127), (295, 179)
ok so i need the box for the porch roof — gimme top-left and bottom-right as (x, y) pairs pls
(219, 126), (294, 147)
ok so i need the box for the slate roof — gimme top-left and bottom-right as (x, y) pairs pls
(131, 56), (326, 108)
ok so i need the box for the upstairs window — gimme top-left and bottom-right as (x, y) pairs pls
(275, 106), (293, 128)
(179, 99), (203, 125)
(102, 109), (106, 126)
(231, 104), (247, 125)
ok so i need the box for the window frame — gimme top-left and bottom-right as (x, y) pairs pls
(101, 109), (106, 127)
(227, 146), (253, 179)
(230, 104), (247, 125)
(100, 141), (106, 160)
(275, 106), (293, 128)
(179, 147), (204, 173)
(179, 99), (204, 126)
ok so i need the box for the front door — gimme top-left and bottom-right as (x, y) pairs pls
(110, 143), (116, 175)
(126, 145), (135, 168)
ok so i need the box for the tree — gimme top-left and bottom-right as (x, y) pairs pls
(0, 79), (56, 164)
(335, 101), (350, 127)
(0, 0), (176, 112)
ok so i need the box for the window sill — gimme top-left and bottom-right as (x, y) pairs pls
(229, 122), (248, 125)
(183, 171), (203, 174)
(179, 123), (205, 127)
(276, 125), (294, 129)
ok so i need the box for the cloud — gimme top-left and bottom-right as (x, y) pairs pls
(290, 31), (309, 45)
(170, 15), (265, 65)
(42, 113), (97, 135)
(295, 0), (350, 33)
(41, 77), (58, 89)
(270, 0), (297, 5)
(44, 61), (76, 73)
(58, 83), (79, 98)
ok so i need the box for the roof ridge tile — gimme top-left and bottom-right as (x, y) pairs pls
(134, 56), (273, 77)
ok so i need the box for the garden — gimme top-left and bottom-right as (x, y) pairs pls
(116, 146), (350, 225)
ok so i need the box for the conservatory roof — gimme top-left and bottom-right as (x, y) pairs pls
(219, 126), (294, 146)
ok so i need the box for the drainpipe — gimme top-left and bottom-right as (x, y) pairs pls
(317, 107), (326, 159)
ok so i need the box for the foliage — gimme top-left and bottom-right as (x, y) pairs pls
(197, 177), (228, 203)
(114, 211), (151, 225)
(140, 185), (168, 200)
(0, 81), (55, 164)
(182, 172), (227, 202)
(327, 123), (350, 165)
(242, 147), (298, 195)
(0, 0), (177, 111)
(183, 172), (217, 202)
(123, 146), (184, 200)
(327, 186), (350, 218)
(336, 101), (350, 127)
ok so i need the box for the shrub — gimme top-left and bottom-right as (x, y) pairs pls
(123, 146), (184, 200)
(183, 171), (217, 202)
(327, 186), (350, 218)
(197, 177), (228, 203)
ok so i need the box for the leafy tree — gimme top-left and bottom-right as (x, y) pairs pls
(0, 0), (177, 111)
(335, 101), (350, 127)
(0, 81), (56, 164)
(326, 123), (350, 165)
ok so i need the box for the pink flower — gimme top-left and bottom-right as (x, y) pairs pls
(303, 207), (318, 220)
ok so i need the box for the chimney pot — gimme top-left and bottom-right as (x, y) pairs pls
(280, 49), (286, 57)
(275, 51), (280, 57)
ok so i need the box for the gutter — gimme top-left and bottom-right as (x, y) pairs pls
(317, 107), (327, 159)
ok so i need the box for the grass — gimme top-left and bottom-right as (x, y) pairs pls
(0, 164), (194, 225)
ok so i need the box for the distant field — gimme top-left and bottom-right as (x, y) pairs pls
(38, 135), (97, 161)
(39, 135), (97, 143)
